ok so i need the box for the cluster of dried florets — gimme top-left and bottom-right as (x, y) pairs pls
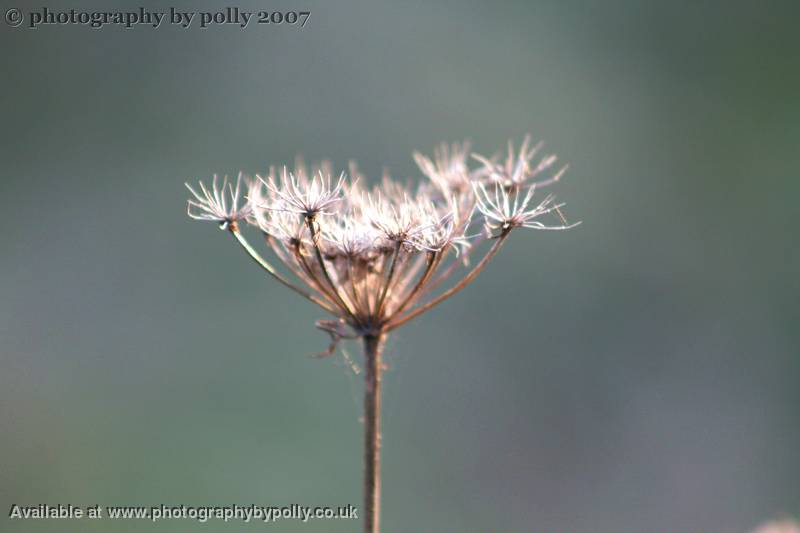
(186, 136), (578, 352)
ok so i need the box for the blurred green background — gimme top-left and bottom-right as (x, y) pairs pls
(1, 0), (798, 532)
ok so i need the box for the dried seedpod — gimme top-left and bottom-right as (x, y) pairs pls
(185, 136), (579, 533)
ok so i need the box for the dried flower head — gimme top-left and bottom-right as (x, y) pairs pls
(186, 136), (579, 350)
(413, 141), (472, 195)
(262, 168), (346, 217)
(186, 173), (251, 230)
(472, 134), (568, 190)
(474, 182), (579, 235)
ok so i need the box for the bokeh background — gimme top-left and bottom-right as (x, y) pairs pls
(2, 0), (798, 531)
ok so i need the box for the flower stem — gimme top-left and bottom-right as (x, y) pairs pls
(305, 217), (358, 318)
(386, 231), (510, 330)
(229, 229), (336, 312)
(363, 333), (385, 533)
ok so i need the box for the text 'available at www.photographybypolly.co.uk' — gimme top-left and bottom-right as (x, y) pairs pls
(8, 504), (358, 523)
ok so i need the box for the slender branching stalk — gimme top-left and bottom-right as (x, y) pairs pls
(229, 226), (335, 312)
(385, 231), (510, 331)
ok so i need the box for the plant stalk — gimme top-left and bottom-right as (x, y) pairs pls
(363, 334), (385, 533)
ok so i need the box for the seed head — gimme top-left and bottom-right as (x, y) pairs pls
(262, 168), (346, 218)
(474, 182), (580, 235)
(186, 136), (579, 349)
(472, 134), (568, 190)
(413, 141), (472, 195)
(186, 173), (251, 230)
